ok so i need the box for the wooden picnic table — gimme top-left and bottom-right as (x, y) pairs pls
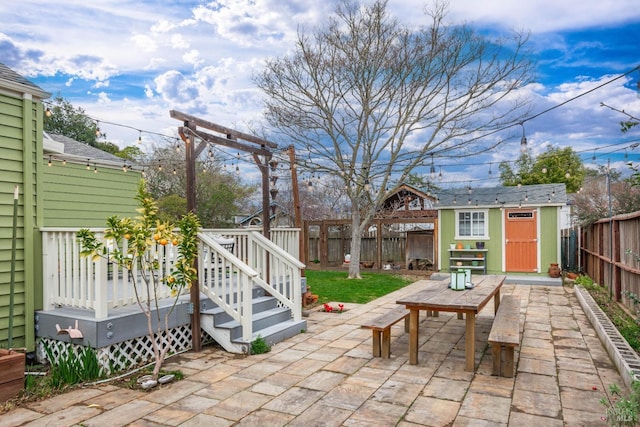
(396, 274), (506, 372)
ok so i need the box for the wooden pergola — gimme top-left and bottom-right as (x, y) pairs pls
(170, 110), (280, 351)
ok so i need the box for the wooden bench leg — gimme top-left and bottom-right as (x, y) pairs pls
(491, 344), (501, 376)
(403, 316), (409, 333)
(372, 331), (382, 357)
(457, 312), (464, 320)
(504, 347), (514, 378)
(381, 328), (391, 359)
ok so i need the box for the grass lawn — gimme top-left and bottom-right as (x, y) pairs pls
(305, 270), (414, 305)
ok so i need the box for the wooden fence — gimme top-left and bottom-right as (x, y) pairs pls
(303, 218), (437, 271)
(581, 210), (640, 312)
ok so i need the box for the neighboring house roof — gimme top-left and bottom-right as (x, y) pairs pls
(238, 203), (289, 225)
(435, 184), (567, 208)
(44, 132), (135, 169)
(0, 62), (50, 99)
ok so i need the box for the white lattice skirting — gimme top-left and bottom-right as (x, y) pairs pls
(37, 324), (211, 374)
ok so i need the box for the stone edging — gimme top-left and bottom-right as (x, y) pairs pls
(574, 285), (640, 390)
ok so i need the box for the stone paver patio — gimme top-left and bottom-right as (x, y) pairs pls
(1, 281), (625, 426)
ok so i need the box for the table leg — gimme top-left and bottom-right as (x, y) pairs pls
(465, 310), (475, 372)
(409, 308), (419, 365)
(494, 289), (501, 315)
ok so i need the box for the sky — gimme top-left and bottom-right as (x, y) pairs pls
(2, 0), (640, 190)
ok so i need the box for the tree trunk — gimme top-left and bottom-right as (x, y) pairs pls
(348, 210), (363, 279)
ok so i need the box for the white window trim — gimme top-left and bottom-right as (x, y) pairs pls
(454, 209), (489, 239)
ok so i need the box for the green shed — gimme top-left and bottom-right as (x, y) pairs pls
(436, 184), (567, 277)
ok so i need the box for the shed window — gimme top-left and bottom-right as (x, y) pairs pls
(456, 210), (488, 238)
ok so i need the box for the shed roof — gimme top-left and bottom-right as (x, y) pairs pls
(435, 183), (567, 208)
(0, 62), (50, 99)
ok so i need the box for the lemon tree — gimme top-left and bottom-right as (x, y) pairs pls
(77, 180), (200, 379)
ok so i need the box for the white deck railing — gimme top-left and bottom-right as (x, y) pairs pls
(198, 228), (305, 342)
(41, 227), (303, 326)
(41, 228), (177, 319)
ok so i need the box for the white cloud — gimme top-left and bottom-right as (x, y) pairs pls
(183, 49), (204, 67)
(170, 34), (190, 49)
(131, 34), (158, 53)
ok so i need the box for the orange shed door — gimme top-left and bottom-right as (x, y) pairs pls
(505, 209), (538, 272)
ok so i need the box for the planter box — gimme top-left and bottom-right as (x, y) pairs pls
(0, 349), (25, 402)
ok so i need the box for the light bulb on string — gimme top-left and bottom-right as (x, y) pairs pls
(235, 164), (240, 176)
(158, 161), (162, 172)
(95, 121), (101, 138)
(542, 167), (547, 174)
(429, 154), (436, 180)
(525, 192), (528, 202)
(48, 156), (52, 167)
(122, 163), (128, 173)
(565, 171), (570, 179)
(62, 159), (66, 166)
(137, 131), (142, 144)
(86, 159), (90, 170)
(94, 164), (98, 174)
(438, 167), (443, 181)
(45, 107), (52, 117)
(173, 167), (177, 175)
(520, 122), (527, 153)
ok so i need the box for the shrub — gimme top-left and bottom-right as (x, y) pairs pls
(250, 335), (271, 355)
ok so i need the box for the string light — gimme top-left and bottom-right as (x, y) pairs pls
(93, 164), (98, 173)
(48, 156), (52, 167)
(137, 131), (142, 144)
(429, 154), (436, 180)
(520, 122), (527, 153)
(86, 159), (90, 170)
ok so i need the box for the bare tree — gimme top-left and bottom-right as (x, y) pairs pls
(255, 0), (534, 278)
(572, 168), (640, 226)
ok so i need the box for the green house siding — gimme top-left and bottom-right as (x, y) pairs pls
(42, 162), (140, 227)
(0, 92), (43, 350)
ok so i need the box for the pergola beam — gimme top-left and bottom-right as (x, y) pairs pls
(171, 110), (277, 149)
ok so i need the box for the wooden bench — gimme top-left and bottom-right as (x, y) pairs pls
(361, 306), (409, 358)
(488, 295), (521, 377)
